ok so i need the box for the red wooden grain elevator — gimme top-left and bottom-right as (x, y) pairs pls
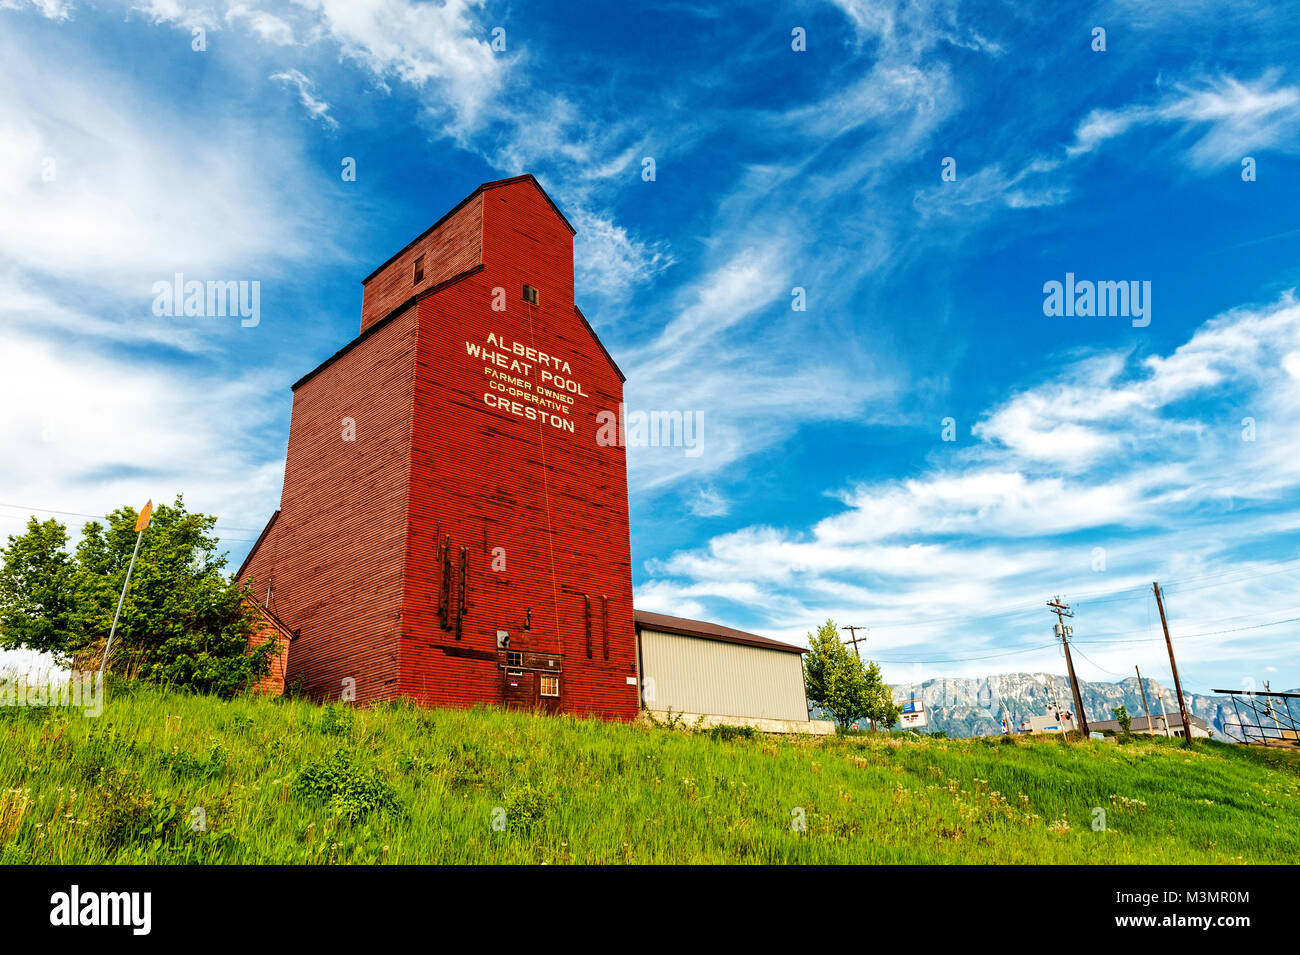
(239, 175), (639, 719)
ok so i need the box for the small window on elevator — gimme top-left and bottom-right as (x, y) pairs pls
(413, 254), (425, 284)
(540, 675), (560, 698)
(522, 284), (539, 305)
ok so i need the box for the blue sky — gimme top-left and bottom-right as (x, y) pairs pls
(3, 0), (1300, 696)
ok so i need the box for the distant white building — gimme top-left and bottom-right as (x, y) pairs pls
(1025, 713), (1075, 734)
(1090, 714), (1212, 739)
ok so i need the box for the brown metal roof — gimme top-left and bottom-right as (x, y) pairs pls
(633, 609), (806, 654)
(1090, 714), (1209, 732)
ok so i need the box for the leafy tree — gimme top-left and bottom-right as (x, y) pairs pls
(803, 620), (901, 730)
(0, 496), (276, 696)
(864, 659), (902, 730)
(1112, 704), (1133, 739)
(0, 518), (76, 658)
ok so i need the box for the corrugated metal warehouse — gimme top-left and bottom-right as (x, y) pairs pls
(239, 175), (827, 732)
(635, 611), (830, 733)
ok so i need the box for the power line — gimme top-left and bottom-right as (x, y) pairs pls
(863, 555), (1300, 636)
(1076, 614), (1300, 646)
(876, 612), (1300, 667)
(874, 641), (1060, 665)
(0, 501), (260, 540)
(1067, 641), (1130, 678)
(1081, 602), (1300, 640)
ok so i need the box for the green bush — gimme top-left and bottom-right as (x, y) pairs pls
(90, 769), (168, 849)
(316, 705), (355, 736)
(503, 781), (552, 833)
(292, 750), (398, 820)
(74, 728), (139, 784)
(707, 723), (758, 742)
(160, 741), (228, 779)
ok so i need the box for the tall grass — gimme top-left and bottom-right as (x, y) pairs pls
(1, 684), (1297, 864)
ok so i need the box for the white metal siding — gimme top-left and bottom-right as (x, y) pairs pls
(638, 628), (808, 721)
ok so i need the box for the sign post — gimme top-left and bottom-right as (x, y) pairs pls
(898, 698), (928, 730)
(98, 500), (152, 682)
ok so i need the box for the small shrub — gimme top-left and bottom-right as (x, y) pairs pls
(503, 781), (552, 833)
(647, 708), (686, 730)
(292, 750), (398, 820)
(707, 724), (758, 742)
(161, 741), (228, 779)
(0, 841), (26, 864)
(230, 713), (255, 733)
(317, 705), (355, 737)
(90, 769), (172, 850)
(286, 674), (308, 700)
(75, 728), (139, 784)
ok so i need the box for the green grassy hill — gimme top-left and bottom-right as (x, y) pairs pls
(2, 684), (1298, 864)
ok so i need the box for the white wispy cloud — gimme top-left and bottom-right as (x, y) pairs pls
(831, 0), (1004, 58)
(227, 3), (294, 44)
(571, 207), (675, 302)
(615, 5), (965, 504)
(270, 68), (338, 128)
(292, 0), (503, 137)
(0, 17), (340, 562)
(686, 485), (732, 518)
(0, 326), (287, 545)
(914, 158), (1069, 217)
(636, 291), (1300, 681)
(1068, 72), (1300, 167)
(0, 32), (330, 293)
(1, 0), (72, 19)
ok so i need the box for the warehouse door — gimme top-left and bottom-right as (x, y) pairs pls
(537, 673), (561, 714)
(503, 669), (534, 709)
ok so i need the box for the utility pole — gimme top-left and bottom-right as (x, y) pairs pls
(1264, 681), (1281, 736)
(841, 625), (868, 660)
(839, 625), (873, 729)
(1152, 582), (1192, 748)
(1135, 665), (1153, 736)
(1047, 597), (1089, 737)
(1045, 676), (1069, 738)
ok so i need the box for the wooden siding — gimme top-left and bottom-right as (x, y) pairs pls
(638, 628), (810, 722)
(240, 304), (417, 703)
(399, 179), (637, 719)
(245, 602), (292, 696)
(244, 177), (638, 719)
(359, 194), (483, 333)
